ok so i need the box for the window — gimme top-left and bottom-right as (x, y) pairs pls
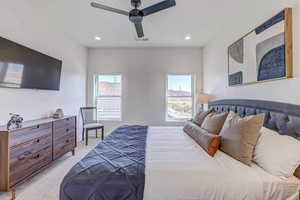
(166, 74), (194, 121)
(94, 75), (122, 121)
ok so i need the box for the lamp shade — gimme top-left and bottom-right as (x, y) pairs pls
(197, 93), (214, 104)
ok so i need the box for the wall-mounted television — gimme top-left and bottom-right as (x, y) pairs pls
(0, 36), (62, 91)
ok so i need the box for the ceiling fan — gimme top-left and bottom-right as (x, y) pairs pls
(91, 0), (176, 38)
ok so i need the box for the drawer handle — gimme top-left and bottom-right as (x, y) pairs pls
(66, 128), (69, 132)
(18, 151), (32, 160)
(24, 151), (32, 156)
(18, 155), (26, 161)
(36, 125), (40, 129)
(36, 139), (40, 143)
(65, 139), (70, 143)
(33, 154), (40, 159)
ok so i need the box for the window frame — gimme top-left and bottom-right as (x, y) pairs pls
(93, 74), (122, 122)
(165, 73), (196, 122)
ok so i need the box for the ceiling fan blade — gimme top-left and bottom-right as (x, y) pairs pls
(91, 2), (129, 16)
(134, 22), (144, 38)
(142, 0), (176, 16)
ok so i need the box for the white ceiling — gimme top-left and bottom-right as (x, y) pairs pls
(5, 0), (299, 47)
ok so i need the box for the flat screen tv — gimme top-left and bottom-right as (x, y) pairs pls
(0, 36), (62, 90)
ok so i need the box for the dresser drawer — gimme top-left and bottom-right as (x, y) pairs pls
(9, 145), (52, 186)
(53, 117), (76, 131)
(53, 135), (75, 160)
(9, 123), (52, 147)
(10, 134), (52, 167)
(53, 126), (75, 141)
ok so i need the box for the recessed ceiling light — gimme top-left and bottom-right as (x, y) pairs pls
(185, 35), (191, 40)
(94, 36), (101, 41)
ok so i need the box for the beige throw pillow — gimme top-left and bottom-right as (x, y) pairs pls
(193, 108), (213, 126)
(201, 112), (228, 134)
(219, 112), (265, 166)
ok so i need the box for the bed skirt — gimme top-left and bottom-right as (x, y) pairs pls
(60, 125), (148, 200)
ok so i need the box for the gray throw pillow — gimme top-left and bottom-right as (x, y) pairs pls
(201, 112), (228, 135)
(193, 108), (213, 126)
(219, 112), (265, 166)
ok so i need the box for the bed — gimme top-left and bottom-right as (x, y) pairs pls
(60, 99), (300, 200)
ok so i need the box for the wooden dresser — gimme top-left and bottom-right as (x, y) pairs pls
(0, 116), (76, 193)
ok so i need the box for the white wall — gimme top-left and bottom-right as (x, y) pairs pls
(203, 1), (300, 105)
(87, 47), (202, 132)
(0, 2), (87, 129)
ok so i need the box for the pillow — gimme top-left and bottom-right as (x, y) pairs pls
(193, 108), (213, 126)
(184, 121), (221, 157)
(201, 112), (228, 134)
(253, 127), (300, 178)
(295, 166), (300, 179)
(219, 112), (265, 166)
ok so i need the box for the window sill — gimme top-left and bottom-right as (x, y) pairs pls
(165, 119), (188, 123)
(99, 119), (122, 122)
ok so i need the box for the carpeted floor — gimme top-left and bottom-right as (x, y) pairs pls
(0, 137), (101, 200)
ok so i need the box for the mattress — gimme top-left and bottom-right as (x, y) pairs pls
(144, 126), (300, 200)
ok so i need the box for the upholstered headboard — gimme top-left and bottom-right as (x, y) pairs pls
(208, 99), (300, 178)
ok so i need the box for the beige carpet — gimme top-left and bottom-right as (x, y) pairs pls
(0, 137), (101, 200)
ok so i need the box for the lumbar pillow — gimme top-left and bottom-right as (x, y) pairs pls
(219, 112), (265, 166)
(253, 127), (300, 178)
(193, 108), (213, 126)
(184, 121), (221, 157)
(295, 166), (300, 179)
(201, 112), (228, 134)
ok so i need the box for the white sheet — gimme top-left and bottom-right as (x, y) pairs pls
(144, 127), (300, 200)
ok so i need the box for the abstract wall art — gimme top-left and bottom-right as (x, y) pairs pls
(228, 8), (293, 86)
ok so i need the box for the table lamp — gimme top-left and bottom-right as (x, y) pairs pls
(197, 93), (214, 111)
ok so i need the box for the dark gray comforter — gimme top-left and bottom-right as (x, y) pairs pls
(60, 125), (148, 200)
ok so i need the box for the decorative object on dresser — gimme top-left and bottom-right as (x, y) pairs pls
(228, 8), (293, 86)
(53, 108), (64, 119)
(197, 93), (214, 111)
(0, 116), (76, 199)
(7, 113), (23, 130)
(80, 107), (104, 145)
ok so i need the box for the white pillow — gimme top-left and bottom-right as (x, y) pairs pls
(253, 127), (300, 178)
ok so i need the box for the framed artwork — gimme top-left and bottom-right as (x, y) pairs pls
(228, 8), (293, 86)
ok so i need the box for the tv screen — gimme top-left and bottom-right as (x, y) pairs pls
(0, 37), (62, 90)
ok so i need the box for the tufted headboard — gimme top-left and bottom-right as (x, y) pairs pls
(209, 99), (300, 140)
(208, 99), (300, 179)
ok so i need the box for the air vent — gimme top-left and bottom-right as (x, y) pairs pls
(135, 37), (149, 41)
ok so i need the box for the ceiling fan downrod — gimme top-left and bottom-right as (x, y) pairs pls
(131, 0), (141, 8)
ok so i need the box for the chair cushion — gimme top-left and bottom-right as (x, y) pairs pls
(84, 123), (103, 129)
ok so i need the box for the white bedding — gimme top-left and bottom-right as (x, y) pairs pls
(143, 127), (300, 200)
